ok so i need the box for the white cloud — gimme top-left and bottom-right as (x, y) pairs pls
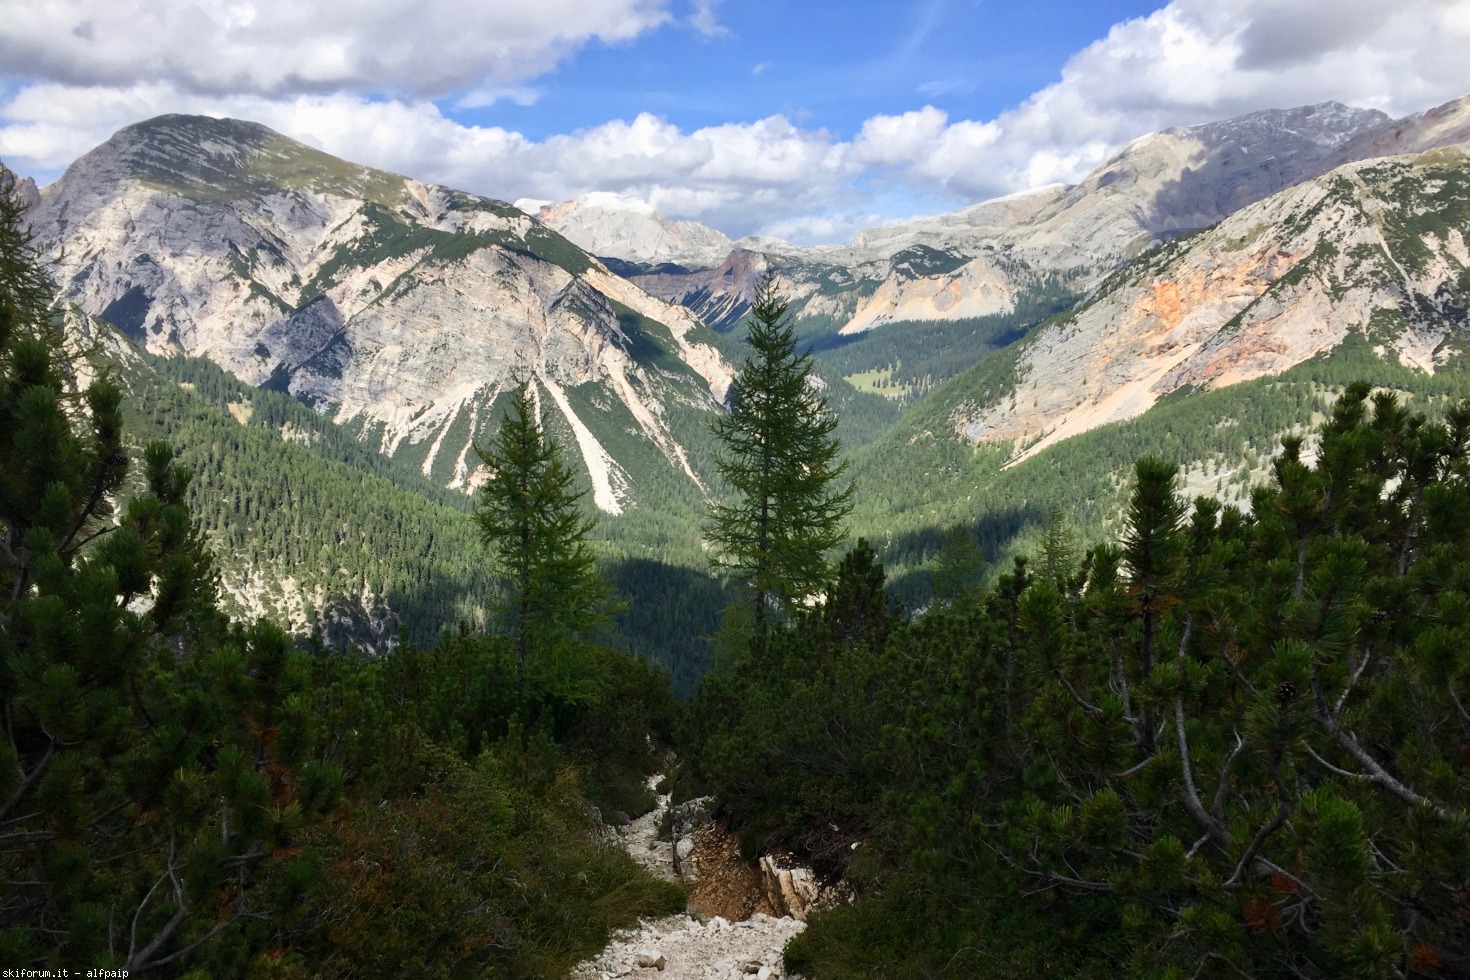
(453, 86), (541, 110)
(0, 0), (671, 98)
(3, 0), (1469, 243)
(688, 0), (728, 37)
(851, 107), (951, 168)
(840, 0), (1470, 203)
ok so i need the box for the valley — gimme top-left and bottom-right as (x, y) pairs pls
(6, 80), (1470, 978)
(22, 94), (1468, 646)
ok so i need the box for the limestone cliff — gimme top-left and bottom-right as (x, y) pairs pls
(32, 114), (732, 514)
(950, 143), (1470, 463)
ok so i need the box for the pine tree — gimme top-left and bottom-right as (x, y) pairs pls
(1, 164), (326, 971)
(706, 274), (853, 651)
(474, 379), (609, 687)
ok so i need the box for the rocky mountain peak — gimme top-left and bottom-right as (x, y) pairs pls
(1183, 101), (1390, 149)
(525, 192), (733, 267)
(1052, 100), (1392, 240)
(50, 113), (450, 221)
(62, 114), (279, 192)
(32, 114), (732, 522)
(5, 170), (41, 215)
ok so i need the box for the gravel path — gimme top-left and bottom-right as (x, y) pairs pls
(570, 779), (807, 980)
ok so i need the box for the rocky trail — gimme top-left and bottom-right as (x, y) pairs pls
(570, 778), (815, 980)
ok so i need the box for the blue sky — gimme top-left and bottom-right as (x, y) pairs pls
(2, 0), (1468, 241)
(473, 0), (1166, 140)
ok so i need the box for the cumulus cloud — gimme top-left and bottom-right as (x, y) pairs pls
(843, 0), (1470, 203)
(0, 0), (670, 98)
(2, 0), (1468, 242)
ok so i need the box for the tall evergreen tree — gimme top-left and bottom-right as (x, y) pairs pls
(475, 379), (609, 684)
(707, 274), (854, 651)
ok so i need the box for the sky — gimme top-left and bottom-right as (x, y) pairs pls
(2, 0), (1468, 242)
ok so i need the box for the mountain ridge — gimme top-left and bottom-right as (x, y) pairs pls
(550, 98), (1467, 346)
(32, 114), (733, 518)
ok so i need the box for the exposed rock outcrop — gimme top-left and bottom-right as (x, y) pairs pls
(952, 142), (1470, 464)
(31, 114), (731, 514)
(579, 778), (812, 980)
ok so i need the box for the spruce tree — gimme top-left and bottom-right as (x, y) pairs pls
(707, 274), (853, 651)
(475, 379), (608, 685)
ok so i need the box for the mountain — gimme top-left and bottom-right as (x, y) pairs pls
(32, 115), (732, 518)
(615, 103), (1395, 336)
(523, 192), (733, 267)
(951, 141), (1470, 463)
(845, 136), (1470, 595)
(593, 100), (1424, 420)
(593, 96), (1470, 424)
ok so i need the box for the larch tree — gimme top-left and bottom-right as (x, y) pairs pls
(706, 273), (854, 653)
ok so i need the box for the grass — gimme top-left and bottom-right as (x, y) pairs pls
(843, 367), (909, 400)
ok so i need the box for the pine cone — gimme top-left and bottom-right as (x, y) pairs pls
(1276, 680), (1296, 704)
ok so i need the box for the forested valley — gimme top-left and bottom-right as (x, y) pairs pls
(7, 148), (1470, 980)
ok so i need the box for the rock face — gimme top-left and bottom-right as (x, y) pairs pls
(950, 142), (1470, 462)
(11, 173), (40, 214)
(525, 192), (733, 267)
(621, 97), (1470, 341)
(31, 115), (732, 515)
(1341, 94), (1470, 165)
(756, 856), (820, 922)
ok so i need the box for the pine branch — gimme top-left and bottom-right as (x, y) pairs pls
(1223, 804), (1290, 888)
(1171, 614), (1230, 847)
(1056, 674), (1104, 720)
(0, 736), (55, 823)
(1212, 732), (1247, 824)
